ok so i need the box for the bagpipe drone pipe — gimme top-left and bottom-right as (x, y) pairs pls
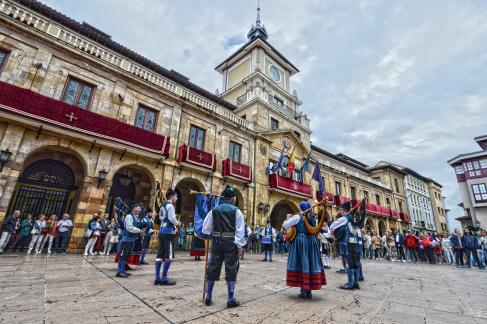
(285, 200), (331, 242)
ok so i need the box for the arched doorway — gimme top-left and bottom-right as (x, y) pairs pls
(106, 166), (153, 217)
(175, 178), (205, 226)
(378, 220), (386, 236)
(8, 149), (84, 218)
(365, 218), (375, 232)
(269, 200), (298, 229)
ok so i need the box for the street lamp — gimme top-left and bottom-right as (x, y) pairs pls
(0, 149), (12, 172)
(257, 202), (265, 213)
(98, 169), (108, 187)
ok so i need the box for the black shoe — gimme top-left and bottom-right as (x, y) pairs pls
(358, 278), (364, 282)
(204, 299), (212, 306)
(269, 259), (273, 262)
(139, 261), (149, 265)
(227, 299), (240, 308)
(116, 272), (129, 278)
(298, 292), (307, 299)
(339, 283), (355, 290)
(154, 279), (161, 285)
(353, 283), (360, 290)
(125, 265), (133, 271)
(336, 269), (346, 274)
(160, 278), (176, 286)
(262, 259), (267, 262)
(123, 272), (131, 276)
(324, 266), (332, 269)
(306, 291), (312, 299)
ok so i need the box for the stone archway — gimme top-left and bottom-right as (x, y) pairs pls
(106, 166), (153, 217)
(365, 217), (375, 232)
(269, 200), (299, 229)
(233, 188), (245, 212)
(7, 148), (84, 218)
(378, 219), (387, 236)
(175, 178), (205, 227)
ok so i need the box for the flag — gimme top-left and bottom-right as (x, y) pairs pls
(300, 153), (311, 174)
(194, 193), (211, 239)
(287, 149), (296, 177)
(312, 163), (324, 197)
(276, 149), (285, 174)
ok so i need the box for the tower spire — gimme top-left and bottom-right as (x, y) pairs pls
(247, 0), (268, 41)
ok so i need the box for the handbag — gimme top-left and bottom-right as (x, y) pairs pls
(109, 235), (118, 243)
(30, 227), (37, 235)
(85, 229), (93, 238)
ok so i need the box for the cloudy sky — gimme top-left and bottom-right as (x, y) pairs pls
(43, 0), (487, 229)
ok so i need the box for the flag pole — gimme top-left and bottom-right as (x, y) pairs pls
(202, 238), (210, 302)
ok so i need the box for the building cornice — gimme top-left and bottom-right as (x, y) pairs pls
(1, 0), (253, 132)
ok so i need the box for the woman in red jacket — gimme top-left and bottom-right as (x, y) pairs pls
(39, 214), (58, 254)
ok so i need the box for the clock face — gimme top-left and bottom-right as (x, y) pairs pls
(268, 65), (281, 83)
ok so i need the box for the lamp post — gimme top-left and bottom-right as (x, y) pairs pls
(98, 169), (108, 188)
(0, 149), (12, 172)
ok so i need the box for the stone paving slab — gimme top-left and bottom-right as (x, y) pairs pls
(1, 252), (486, 323)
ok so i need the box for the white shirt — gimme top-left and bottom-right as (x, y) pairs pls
(124, 214), (141, 234)
(202, 208), (246, 248)
(159, 201), (178, 234)
(57, 219), (73, 232)
(282, 214), (300, 229)
(330, 216), (348, 233)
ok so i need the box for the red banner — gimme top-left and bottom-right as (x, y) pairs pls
(269, 174), (312, 198)
(222, 159), (251, 183)
(177, 144), (216, 171)
(0, 81), (170, 156)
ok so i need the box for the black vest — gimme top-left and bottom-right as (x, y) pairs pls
(212, 201), (237, 239)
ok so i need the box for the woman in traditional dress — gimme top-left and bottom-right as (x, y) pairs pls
(282, 200), (326, 299)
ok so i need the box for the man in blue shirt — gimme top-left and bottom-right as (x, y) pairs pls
(139, 208), (154, 265)
(154, 188), (180, 285)
(116, 204), (145, 278)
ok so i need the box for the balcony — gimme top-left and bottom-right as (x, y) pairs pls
(390, 210), (400, 219)
(222, 159), (252, 183)
(0, 81), (170, 156)
(235, 92), (302, 123)
(364, 203), (390, 218)
(334, 195), (350, 207)
(177, 144), (216, 171)
(317, 191), (335, 203)
(400, 212), (411, 222)
(268, 174), (311, 198)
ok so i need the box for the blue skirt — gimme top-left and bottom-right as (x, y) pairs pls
(287, 233), (326, 290)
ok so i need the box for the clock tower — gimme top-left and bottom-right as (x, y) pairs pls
(216, 5), (313, 226)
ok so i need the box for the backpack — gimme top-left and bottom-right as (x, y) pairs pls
(155, 202), (169, 225)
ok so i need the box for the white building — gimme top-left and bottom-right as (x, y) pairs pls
(403, 169), (435, 232)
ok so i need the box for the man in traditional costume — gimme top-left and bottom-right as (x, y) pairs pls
(116, 204), (145, 278)
(282, 200), (326, 299)
(154, 188), (180, 286)
(202, 186), (246, 308)
(190, 233), (206, 261)
(261, 219), (276, 262)
(139, 208), (154, 265)
(330, 200), (366, 290)
(319, 223), (332, 269)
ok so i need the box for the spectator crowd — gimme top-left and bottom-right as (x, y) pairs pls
(1, 209), (486, 271)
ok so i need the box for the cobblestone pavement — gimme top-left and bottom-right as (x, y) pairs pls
(1, 251), (486, 324)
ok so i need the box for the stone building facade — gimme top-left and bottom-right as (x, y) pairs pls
(0, 1), (446, 253)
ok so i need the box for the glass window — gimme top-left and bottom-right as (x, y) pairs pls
(472, 184), (487, 202)
(375, 194), (381, 205)
(363, 191), (369, 200)
(189, 125), (205, 150)
(335, 181), (341, 195)
(0, 49), (9, 72)
(271, 118), (279, 130)
(134, 105), (157, 132)
(229, 141), (242, 163)
(473, 161), (480, 169)
(62, 77), (95, 109)
(466, 162), (473, 171)
(350, 186), (357, 200)
(386, 197), (390, 206)
(480, 159), (487, 169)
(394, 178), (400, 193)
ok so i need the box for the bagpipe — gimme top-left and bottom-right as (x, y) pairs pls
(114, 197), (131, 230)
(285, 199), (331, 242)
(190, 190), (221, 240)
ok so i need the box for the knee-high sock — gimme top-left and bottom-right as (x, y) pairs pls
(205, 280), (215, 301)
(117, 259), (126, 274)
(264, 249), (268, 260)
(227, 281), (236, 302)
(358, 263), (363, 280)
(342, 257), (347, 270)
(162, 260), (171, 280)
(346, 268), (354, 285)
(269, 250), (273, 261)
(240, 249), (245, 259)
(140, 249), (147, 263)
(155, 260), (162, 281)
(353, 268), (359, 284)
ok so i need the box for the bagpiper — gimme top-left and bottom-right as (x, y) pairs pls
(329, 199), (366, 290)
(116, 204), (146, 278)
(282, 200), (326, 299)
(202, 185), (246, 308)
(139, 208), (154, 265)
(261, 219), (276, 262)
(154, 188), (180, 285)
